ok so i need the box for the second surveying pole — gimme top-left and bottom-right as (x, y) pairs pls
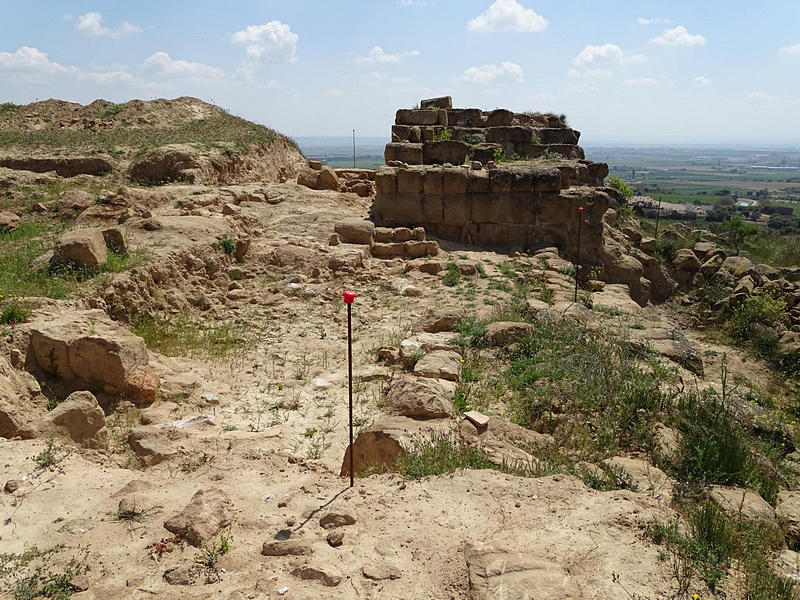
(342, 290), (357, 487)
(574, 207), (584, 302)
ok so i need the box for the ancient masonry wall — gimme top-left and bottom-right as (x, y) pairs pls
(374, 96), (615, 258)
(385, 96), (584, 166)
(373, 163), (612, 259)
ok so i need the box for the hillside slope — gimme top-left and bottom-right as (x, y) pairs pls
(0, 96), (306, 185)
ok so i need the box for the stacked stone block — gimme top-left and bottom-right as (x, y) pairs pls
(385, 96), (585, 166)
(373, 164), (611, 259)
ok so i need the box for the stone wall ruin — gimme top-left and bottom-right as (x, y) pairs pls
(374, 96), (617, 262)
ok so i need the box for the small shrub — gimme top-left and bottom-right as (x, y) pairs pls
(132, 314), (252, 361)
(98, 104), (123, 119)
(442, 262), (461, 287)
(671, 392), (750, 487)
(730, 291), (787, 351)
(432, 127), (453, 142)
(0, 298), (31, 324)
(492, 147), (504, 163)
(33, 439), (70, 470)
(196, 534), (230, 568)
(451, 316), (486, 349)
(607, 176), (633, 199)
(394, 434), (493, 480)
(219, 236), (236, 255)
(654, 238), (680, 263)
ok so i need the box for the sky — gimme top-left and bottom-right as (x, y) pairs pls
(2, 0), (800, 145)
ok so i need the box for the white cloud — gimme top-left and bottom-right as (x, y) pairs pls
(354, 46), (420, 64)
(623, 76), (674, 87)
(460, 61), (524, 84)
(693, 76), (711, 87)
(0, 46), (152, 89)
(143, 52), (224, 79)
(572, 44), (647, 68)
(76, 69), (135, 84)
(567, 67), (613, 79)
(0, 46), (68, 73)
(566, 83), (599, 94)
(230, 21), (299, 63)
(779, 44), (800, 55)
(467, 0), (548, 33)
(75, 12), (140, 39)
(323, 89), (345, 97)
(746, 91), (773, 101)
(650, 26), (706, 47)
(637, 17), (672, 25)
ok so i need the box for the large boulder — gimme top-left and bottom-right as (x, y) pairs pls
(24, 309), (158, 407)
(52, 228), (108, 268)
(297, 166), (340, 191)
(483, 322), (535, 346)
(0, 356), (39, 439)
(163, 488), (234, 546)
(334, 220), (374, 245)
(709, 486), (775, 525)
(673, 248), (701, 273)
(413, 350), (463, 382)
(777, 491), (800, 549)
(602, 457), (673, 503)
(340, 416), (451, 477)
(0, 211), (20, 232)
(387, 376), (454, 419)
(129, 146), (202, 184)
(628, 327), (704, 376)
(720, 256), (756, 281)
(128, 426), (187, 466)
(35, 391), (107, 449)
(458, 415), (551, 468)
(465, 543), (581, 600)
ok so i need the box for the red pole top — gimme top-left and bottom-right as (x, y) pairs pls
(578, 206), (584, 213)
(342, 290), (357, 304)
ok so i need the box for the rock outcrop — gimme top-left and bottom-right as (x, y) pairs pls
(23, 308), (159, 408)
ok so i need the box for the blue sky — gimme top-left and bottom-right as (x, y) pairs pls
(2, 1), (799, 144)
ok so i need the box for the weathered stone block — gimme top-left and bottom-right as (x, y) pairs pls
(375, 168), (397, 195)
(512, 143), (546, 159)
(422, 141), (469, 165)
(587, 162), (609, 185)
(476, 223), (530, 247)
(373, 227), (394, 242)
(394, 227), (413, 242)
(486, 109), (514, 127)
(391, 125), (421, 143)
(446, 108), (484, 127)
(489, 169), (513, 193)
(404, 241), (430, 259)
(538, 128), (580, 145)
(373, 195), (422, 226)
(384, 143), (422, 165)
(546, 144), (585, 159)
(371, 243), (406, 258)
(423, 169), (443, 196)
(421, 195), (444, 223)
(396, 168), (425, 195)
(472, 144), (502, 164)
(420, 96), (452, 109)
(443, 195), (471, 226)
(468, 170), (490, 194)
(396, 109), (446, 126)
(532, 168), (562, 192)
(510, 170), (534, 192)
(442, 168), (469, 195)
(486, 126), (535, 144)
